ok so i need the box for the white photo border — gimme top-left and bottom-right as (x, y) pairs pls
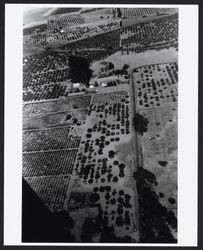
(4, 4), (199, 246)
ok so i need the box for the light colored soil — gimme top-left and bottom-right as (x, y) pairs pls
(23, 7), (56, 27)
(65, 87), (139, 241)
(91, 48), (178, 71)
(133, 60), (178, 240)
(141, 107), (177, 217)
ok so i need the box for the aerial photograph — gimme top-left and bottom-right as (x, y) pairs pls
(22, 7), (178, 243)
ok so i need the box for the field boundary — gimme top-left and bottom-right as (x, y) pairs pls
(23, 148), (79, 154)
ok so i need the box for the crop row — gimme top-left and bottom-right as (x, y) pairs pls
(25, 175), (70, 212)
(23, 149), (78, 177)
(23, 127), (81, 152)
(23, 95), (91, 115)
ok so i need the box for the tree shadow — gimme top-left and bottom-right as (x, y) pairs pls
(133, 167), (177, 243)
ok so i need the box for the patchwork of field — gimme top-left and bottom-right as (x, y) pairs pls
(22, 7), (179, 243)
(22, 95), (89, 216)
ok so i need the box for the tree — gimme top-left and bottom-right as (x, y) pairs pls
(133, 167), (177, 243)
(81, 218), (94, 242)
(53, 210), (74, 242)
(54, 210), (74, 230)
(108, 62), (114, 70)
(122, 64), (129, 74)
(115, 69), (123, 76)
(100, 226), (118, 243)
(105, 192), (110, 201)
(66, 114), (72, 120)
(118, 197), (124, 204)
(73, 118), (78, 124)
(117, 205), (123, 215)
(90, 193), (100, 203)
(110, 198), (116, 205)
(117, 8), (122, 18)
(108, 150), (115, 158)
(124, 214), (131, 225)
(119, 190), (124, 196)
(133, 112), (149, 135)
(168, 197), (176, 205)
(112, 176), (118, 183)
(158, 161), (168, 167)
(115, 216), (124, 227)
(68, 55), (92, 87)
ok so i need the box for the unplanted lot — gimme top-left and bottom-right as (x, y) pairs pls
(140, 101), (177, 217)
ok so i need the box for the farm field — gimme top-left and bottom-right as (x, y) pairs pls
(23, 149), (78, 177)
(121, 8), (177, 19)
(23, 68), (69, 88)
(22, 7), (178, 243)
(23, 83), (69, 102)
(91, 47), (178, 74)
(64, 88), (139, 241)
(140, 107), (177, 239)
(23, 127), (81, 152)
(133, 62), (178, 239)
(134, 62), (178, 109)
(25, 175), (71, 212)
(58, 29), (120, 62)
(22, 94), (89, 221)
(23, 95), (92, 115)
(23, 109), (88, 130)
(48, 13), (85, 30)
(141, 107), (177, 207)
(121, 13), (178, 53)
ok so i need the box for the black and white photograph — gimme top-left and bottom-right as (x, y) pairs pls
(22, 6), (178, 243)
(4, 3), (199, 247)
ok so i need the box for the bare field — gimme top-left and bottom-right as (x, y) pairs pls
(141, 107), (177, 210)
(91, 48), (178, 73)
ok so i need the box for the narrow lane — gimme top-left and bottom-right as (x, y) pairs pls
(130, 68), (143, 241)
